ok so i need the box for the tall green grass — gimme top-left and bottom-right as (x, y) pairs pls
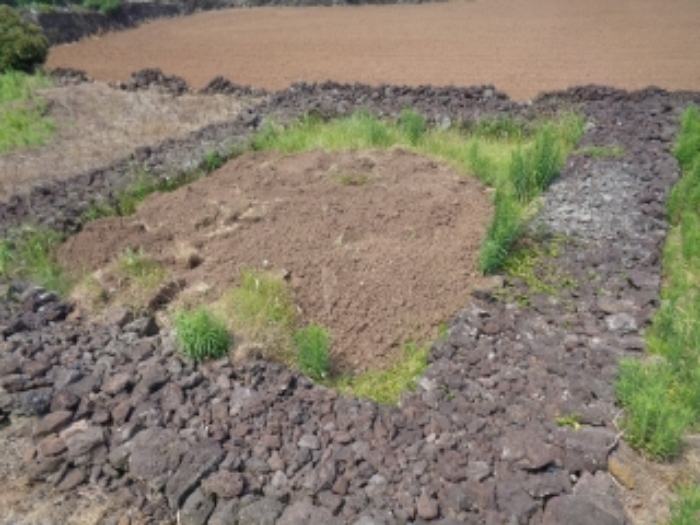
(616, 106), (700, 459)
(0, 70), (54, 155)
(252, 110), (583, 274)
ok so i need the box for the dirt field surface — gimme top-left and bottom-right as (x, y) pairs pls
(58, 149), (492, 373)
(47, 0), (700, 100)
(0, 83), (253, 200)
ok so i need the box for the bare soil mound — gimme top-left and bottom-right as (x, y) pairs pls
(46, 0), (700, 100)
(58, 149), (492, 373)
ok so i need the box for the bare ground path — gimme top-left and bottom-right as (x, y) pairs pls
(47, 0), (700, 100)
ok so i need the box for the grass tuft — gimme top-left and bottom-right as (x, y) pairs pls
(174, 307), (231, 362)
(294, 324), (331, 381)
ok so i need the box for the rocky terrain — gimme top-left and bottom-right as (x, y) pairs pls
(1, 72), (700, 524)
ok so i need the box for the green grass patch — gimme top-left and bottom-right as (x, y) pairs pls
(0, 226), (68, 293)
(616, 105), (700, 459)
(174, 306), (231, 362)
(0, 70), (54, 155)
(252, 109), (583, 275)
(669, 484), (700, 525)
(294, 324), (331, 381)
(334, 342), (429, 404)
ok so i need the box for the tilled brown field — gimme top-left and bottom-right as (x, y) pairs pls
(47, 0), (700, 100)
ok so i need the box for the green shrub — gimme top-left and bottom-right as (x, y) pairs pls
(174, 307), (231, 362)
(0, 6), (48, 73)
(294, 324), (330, 381)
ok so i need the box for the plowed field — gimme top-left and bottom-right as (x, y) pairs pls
(47, 0), (700, 100)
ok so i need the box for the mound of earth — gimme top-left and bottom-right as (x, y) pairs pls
(58, 148), (493, 373)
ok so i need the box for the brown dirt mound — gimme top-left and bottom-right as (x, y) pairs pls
(46, 0), (700, 100)
(58, 149), (493, 373)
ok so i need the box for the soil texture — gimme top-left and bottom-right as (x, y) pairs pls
(46, 0), (700, 100)
(58, 149), (493, 373)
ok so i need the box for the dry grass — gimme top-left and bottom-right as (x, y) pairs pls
(0, 82), (257, 200)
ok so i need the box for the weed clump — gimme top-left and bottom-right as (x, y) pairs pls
(175, 307), (231, 362)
